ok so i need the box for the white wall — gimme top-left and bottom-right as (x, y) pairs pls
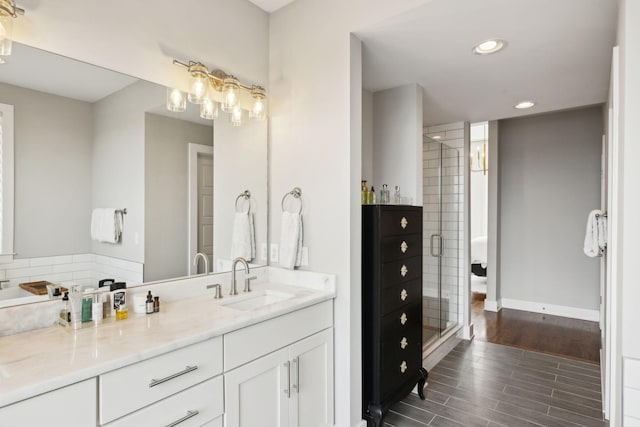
(144, 113), (212, 281)
(362, 89), (373, 183)
(372, 84), (424, 205)
(499, 107), (602, 315)
(269, 2), (433, 424)
(0, 83), (92, 257)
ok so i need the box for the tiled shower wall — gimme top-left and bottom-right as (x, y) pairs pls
(423, 122), (464, 331)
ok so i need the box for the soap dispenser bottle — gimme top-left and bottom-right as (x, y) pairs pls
(58, 292), (71, 327)
(145, 291), (154, 314)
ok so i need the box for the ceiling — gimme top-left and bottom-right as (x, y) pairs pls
(357, 0), (618, 126)
(248, 0), (296, 13)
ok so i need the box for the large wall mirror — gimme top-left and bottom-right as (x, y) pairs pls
(0, 43), (268, 308)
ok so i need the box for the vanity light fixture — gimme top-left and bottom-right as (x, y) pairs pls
(169, 59), (267, 125)
(514, 100), (535, 109)
(0, 0), (24, 56)
(473, 38), (506, 55)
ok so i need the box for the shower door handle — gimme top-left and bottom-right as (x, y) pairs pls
(430, 234), (444, 258)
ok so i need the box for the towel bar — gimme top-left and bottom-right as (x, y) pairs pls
(116, 208), (127, 215)
(235, 190), (251, 213)
(281, 187), (303, 214)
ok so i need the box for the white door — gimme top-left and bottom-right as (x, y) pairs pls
(224, 347), (290, 427)
(288, 328), (334, 427)
(197, 154), (214, 273)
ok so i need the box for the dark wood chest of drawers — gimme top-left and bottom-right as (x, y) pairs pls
(362, 205), (428, 427)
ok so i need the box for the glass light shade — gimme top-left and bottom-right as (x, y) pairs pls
(187, 64), (209, 104)
(166, 87), (186, 112)
(200, 98), (219, 120)
(222, 77), (240, 113)
(230, 105), (242, 127)
(249, 94), (267, 121)
(0, 13), (13, 56)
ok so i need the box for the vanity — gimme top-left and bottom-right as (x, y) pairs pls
(0, 269), (335, 426)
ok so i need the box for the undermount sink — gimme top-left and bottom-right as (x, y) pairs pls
(218, 289), (294, 311)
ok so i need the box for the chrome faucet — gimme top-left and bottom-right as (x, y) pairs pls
(193, 252), (210, 275)
(230, 257), (256, 295)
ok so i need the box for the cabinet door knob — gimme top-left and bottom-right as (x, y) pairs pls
(400, 312), (407, 325)
(400, 361), (408, 373)
(400, 337), (408, 349)
(400, 289), (408, 301)
(400, 265), (408, 277)
(401, 241), (408, 253)
(400, 217), (408, 229)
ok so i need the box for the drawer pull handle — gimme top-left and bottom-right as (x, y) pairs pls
(149, 365), (198, 388)
(165, 410), (199, 427)
(400, 265), (408, 277)
(401, 337), (408, 349)
(400, 361), (408, 373)
(400, 313), (407, 325)
(401, 217), (408, 229)
(400, 289), (408, 301)
(401, 241), (408, 253)
(284, 361), (291, 397)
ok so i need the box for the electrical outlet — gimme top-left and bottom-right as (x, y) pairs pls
(270, 244), (279, 262)
(301, 247), (309, 266)
(260, 243), (268, 261)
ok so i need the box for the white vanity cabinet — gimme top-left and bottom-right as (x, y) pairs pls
(0, 379), (96, 426)
(224, 301), (334, 427)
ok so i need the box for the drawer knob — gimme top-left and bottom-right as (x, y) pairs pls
(400, 289), (408, 301)
(400, 312), (407, 325)
(400, 265), (408, 277)
(401, 217), (408, 229)
(400, 361), (408, 373)
(400, 337), (408, 349)
(401, 241), (408, 253)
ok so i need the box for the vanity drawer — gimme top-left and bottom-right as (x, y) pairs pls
(381, 256), (422, 288)
(380, 209), (422, 237)
(105, 375), (223, 427)
(99, 337), (223, 425)
(381, 234), (422, 263)
(380, 278), (421, 315)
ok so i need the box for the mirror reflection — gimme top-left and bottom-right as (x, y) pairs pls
(0, 43), (268, 308)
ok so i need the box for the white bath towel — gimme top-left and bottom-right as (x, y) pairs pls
(90, 208), (123, 244)
(279, 211), (303, 269)
(584, 209), (606, 257)
(230, 210), (255, 260)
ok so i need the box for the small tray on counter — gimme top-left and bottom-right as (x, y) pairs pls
(19, 281), (67, 296)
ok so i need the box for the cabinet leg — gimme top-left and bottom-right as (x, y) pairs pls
(367, 404), (384, 427)
(417, 367), (429, 400)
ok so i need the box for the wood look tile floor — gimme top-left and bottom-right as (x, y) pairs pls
(385, 340), (607, 427)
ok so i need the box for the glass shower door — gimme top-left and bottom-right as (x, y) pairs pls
(423, 139), (462, 351)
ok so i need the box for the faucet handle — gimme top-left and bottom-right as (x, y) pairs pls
(244, 276), (257, 293)
(206, 283), (223, 299)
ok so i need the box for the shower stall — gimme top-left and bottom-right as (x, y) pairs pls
(422, 133), (464, 351)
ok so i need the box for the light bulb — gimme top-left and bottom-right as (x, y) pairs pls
(200, 98), (219, 120)
(187, 63), (209, 104)
(222, 76), (240, 113)
(0, 15), (13, 56)
(249, 86), (267, 121)
(231, 105), (242, 127)
(166, 87), (186, 112)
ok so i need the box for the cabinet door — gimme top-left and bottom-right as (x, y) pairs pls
(225, 347), (290, 427)
(289, 328), (334, 427)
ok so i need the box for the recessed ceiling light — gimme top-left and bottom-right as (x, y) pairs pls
(473, 39), (506, 55)
(514, 101), (536, 109)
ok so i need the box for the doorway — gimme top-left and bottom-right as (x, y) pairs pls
(188, 143), (214, 275)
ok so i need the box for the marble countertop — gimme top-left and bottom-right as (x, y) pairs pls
(0, 278), (335, 407)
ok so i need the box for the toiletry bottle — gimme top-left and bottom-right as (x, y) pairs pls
(99, 279), (115, 317)
(361, 180), (368, 204)
(92, 291), (103, 324)
(58, 292), (71, 327)
(146, 291), (154, 314)
(109, 282), (127, 317)
(153, 296), (160, 313)
(371, 186), (377, 204)
(394, 186), (401, 204)
(116, 306), (128, 320)
(81, 290), (93, 323)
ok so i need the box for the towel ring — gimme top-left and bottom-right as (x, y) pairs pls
(281, 187), (303, 214)
(235, 190), (251, 213)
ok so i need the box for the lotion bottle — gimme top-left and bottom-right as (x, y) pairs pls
(145, 291), (154, 314)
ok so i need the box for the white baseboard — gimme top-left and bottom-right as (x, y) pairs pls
(500, 298), (599, 322)
(459, 323), (474, 340)
(484, 299), (502, 312)
(352, 421), (367, 427)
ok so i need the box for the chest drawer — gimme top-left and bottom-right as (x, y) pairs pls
(381, 209), (422, 237)
(381, 256), (422, 288)
(381, 278), (421, 315)
(381, 234), (422, 263)
(105, 376), (223, 427)
(99, 337), (223, 425)
(381, 302), (422, 339)
(381, 339), (423, 399)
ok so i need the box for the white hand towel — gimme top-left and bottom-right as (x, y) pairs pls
(279, 211), (303, 269)
(583, 209), (602, 257)
(230, 211), (255, 261)
(597, 214), (607, 251)
(91, 208), (122, 244)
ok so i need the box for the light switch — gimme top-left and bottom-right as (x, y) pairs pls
(261, 243), (268, 261)
(270, 244), (279, 262)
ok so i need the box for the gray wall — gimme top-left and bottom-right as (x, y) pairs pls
(499, 106), (603, 310)
(0, 83), (92, 257)
(361, 89), (373, 183)
(144, 113), (212, 282)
